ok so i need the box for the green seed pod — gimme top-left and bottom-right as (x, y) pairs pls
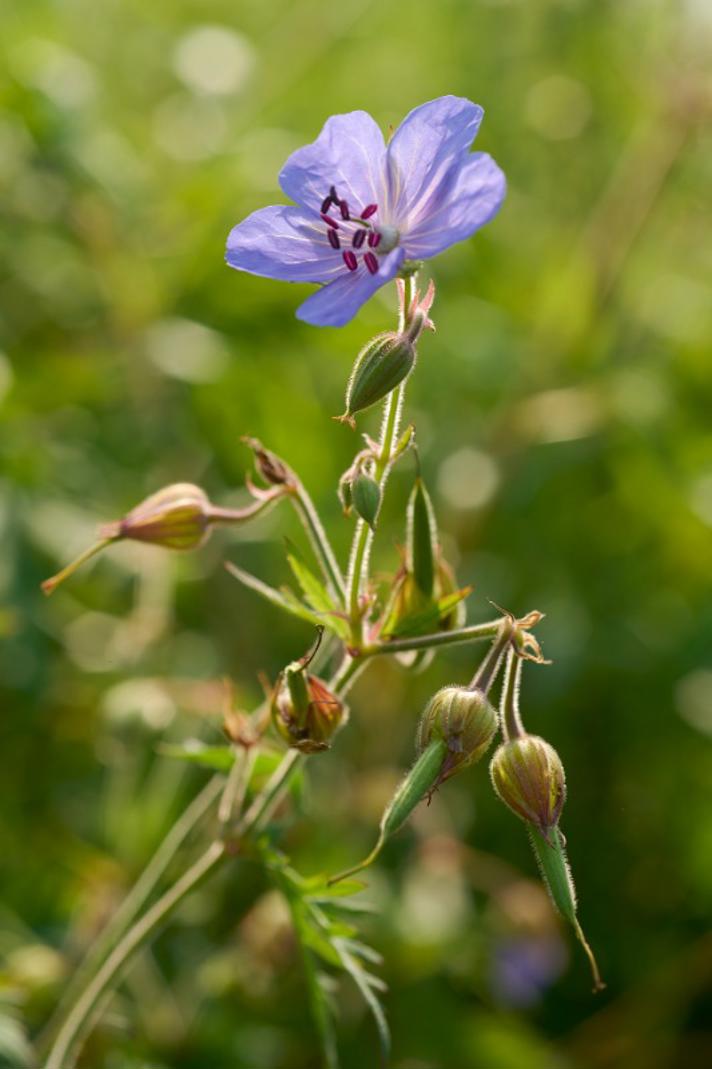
(416, 686), (497, 783)
(341, 332), (416, 423)
(490, 735), (566, 838)
(529, 825), (605, 992)
(407, 476), (437, 598)
(351, 472), (381, 529)
(100, 483), (212, 550)
(328, 738), (447, 885)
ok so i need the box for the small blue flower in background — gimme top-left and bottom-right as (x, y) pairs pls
(226, 96), (506, 327)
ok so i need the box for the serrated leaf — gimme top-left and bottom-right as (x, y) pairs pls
(333, 938), (390, 1063)
(225, 560), (322, 626)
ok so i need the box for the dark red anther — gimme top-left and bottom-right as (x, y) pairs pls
(367, 231), (381, 248)
(320, 195), (333, 213)
(328, 229), (340, 250)
(361, 204), (378, 219)
(343, 250), (358, 272)
(339, 200), (350, 220)
(352, 229), (366, 249)
(364, 252), (379, 274)
(330, 185), (338, 201)
(321, 213), (339, 230)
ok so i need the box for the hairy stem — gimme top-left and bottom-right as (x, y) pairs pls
(364, 617), (503, 656)
(346, 275), (417, 644)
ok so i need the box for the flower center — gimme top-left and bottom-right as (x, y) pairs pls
(319, 185), (399, 275)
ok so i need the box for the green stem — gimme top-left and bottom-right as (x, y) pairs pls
(37, 774), (223, 1057)
(500, 647), (525, 741)
(364, 617), (502, 656)
(218, 746), (256, 826)
(44, 841), (227, 1069)
(346, 275), (417, 645)
(233, 749), (303, 839)
(291, 482), (346, 604)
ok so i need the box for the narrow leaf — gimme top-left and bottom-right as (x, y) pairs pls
(225, 560), (322, 626)
(407, 477), (437, 597)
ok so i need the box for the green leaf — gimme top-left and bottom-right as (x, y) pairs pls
(333, 937), (391, 1063)
(225, 560), (322, 626)
(383, 586), (472, 638)
(157, 740), (234, 771)
(285, 544), (350, 640)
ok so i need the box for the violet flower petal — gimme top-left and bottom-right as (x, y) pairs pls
(226, 205), (340, 283)
(296, 248), (405, 327)
(279, 111), (387, 217)
(386, 96), (484, 223)
(404, 153), (506, 259)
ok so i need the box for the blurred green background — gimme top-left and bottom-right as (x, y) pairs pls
(2, 0), (711, 1066)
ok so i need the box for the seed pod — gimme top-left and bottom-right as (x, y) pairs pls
(271, 636), (346, 754)
(351, 472), (381, 529)
(328, 738), (447, 885)
(407, 477), (437, 598)
(529, 825), (605, 992)
(490, 735), (566, 839)
(100, 483), (212, 550)
(416, 686), (497, 784)
(340, 332), (416, 423)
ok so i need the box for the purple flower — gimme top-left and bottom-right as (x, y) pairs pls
(226, 96), (506, 327)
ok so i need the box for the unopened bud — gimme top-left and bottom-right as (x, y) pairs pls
(339, 332), (415, 425)
(242, 436), (293, 487)
(100, 483), (211, 550)
(42, 483), (268, 595)
(490, 735), (566, 838)
(416, 685), (497, 784)
(271, 632), (347, 754)
(351, 472), (381, 529)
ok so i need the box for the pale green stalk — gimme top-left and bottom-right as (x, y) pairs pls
(363, 617), (503, 656)
(346, 274), (416, 644)
(37, 774), (223, 1057)
(291, 480), (346, 604)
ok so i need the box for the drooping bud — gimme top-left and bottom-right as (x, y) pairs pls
(416, 686), (497, 784)
(271, 630), (347, 754)
(338, 332), (416, 426)
(100, 483), (212, 550)
(490, 735), (566, 839)
(351, 472), (381, 529)
(41, 483), (272, 595)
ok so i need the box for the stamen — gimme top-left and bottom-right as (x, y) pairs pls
(343, 250), (358, 272)
(364, 252), (379, 274)
(367, 231), (381, 248)
(361, 204), (378, 219)
(320, 195), (333, 214)
(328, 229), (340, 250)
(352, 229), (366, 249)
(339, 200), (350, 220)
(330, 185), (338, 201)
(321, 214), (340, 230)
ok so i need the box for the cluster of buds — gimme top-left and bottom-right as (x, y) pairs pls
(337, 280), (435, 427)
(271, 628), (347, 754)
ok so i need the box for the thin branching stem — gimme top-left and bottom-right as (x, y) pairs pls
(291, 481), (346, 603)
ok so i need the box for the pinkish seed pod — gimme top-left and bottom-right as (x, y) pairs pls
(271, 638), (347, 755)
(100, 483), (212, 550)
(416, 685), (497, 784)
(490, 735), (566, 838)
